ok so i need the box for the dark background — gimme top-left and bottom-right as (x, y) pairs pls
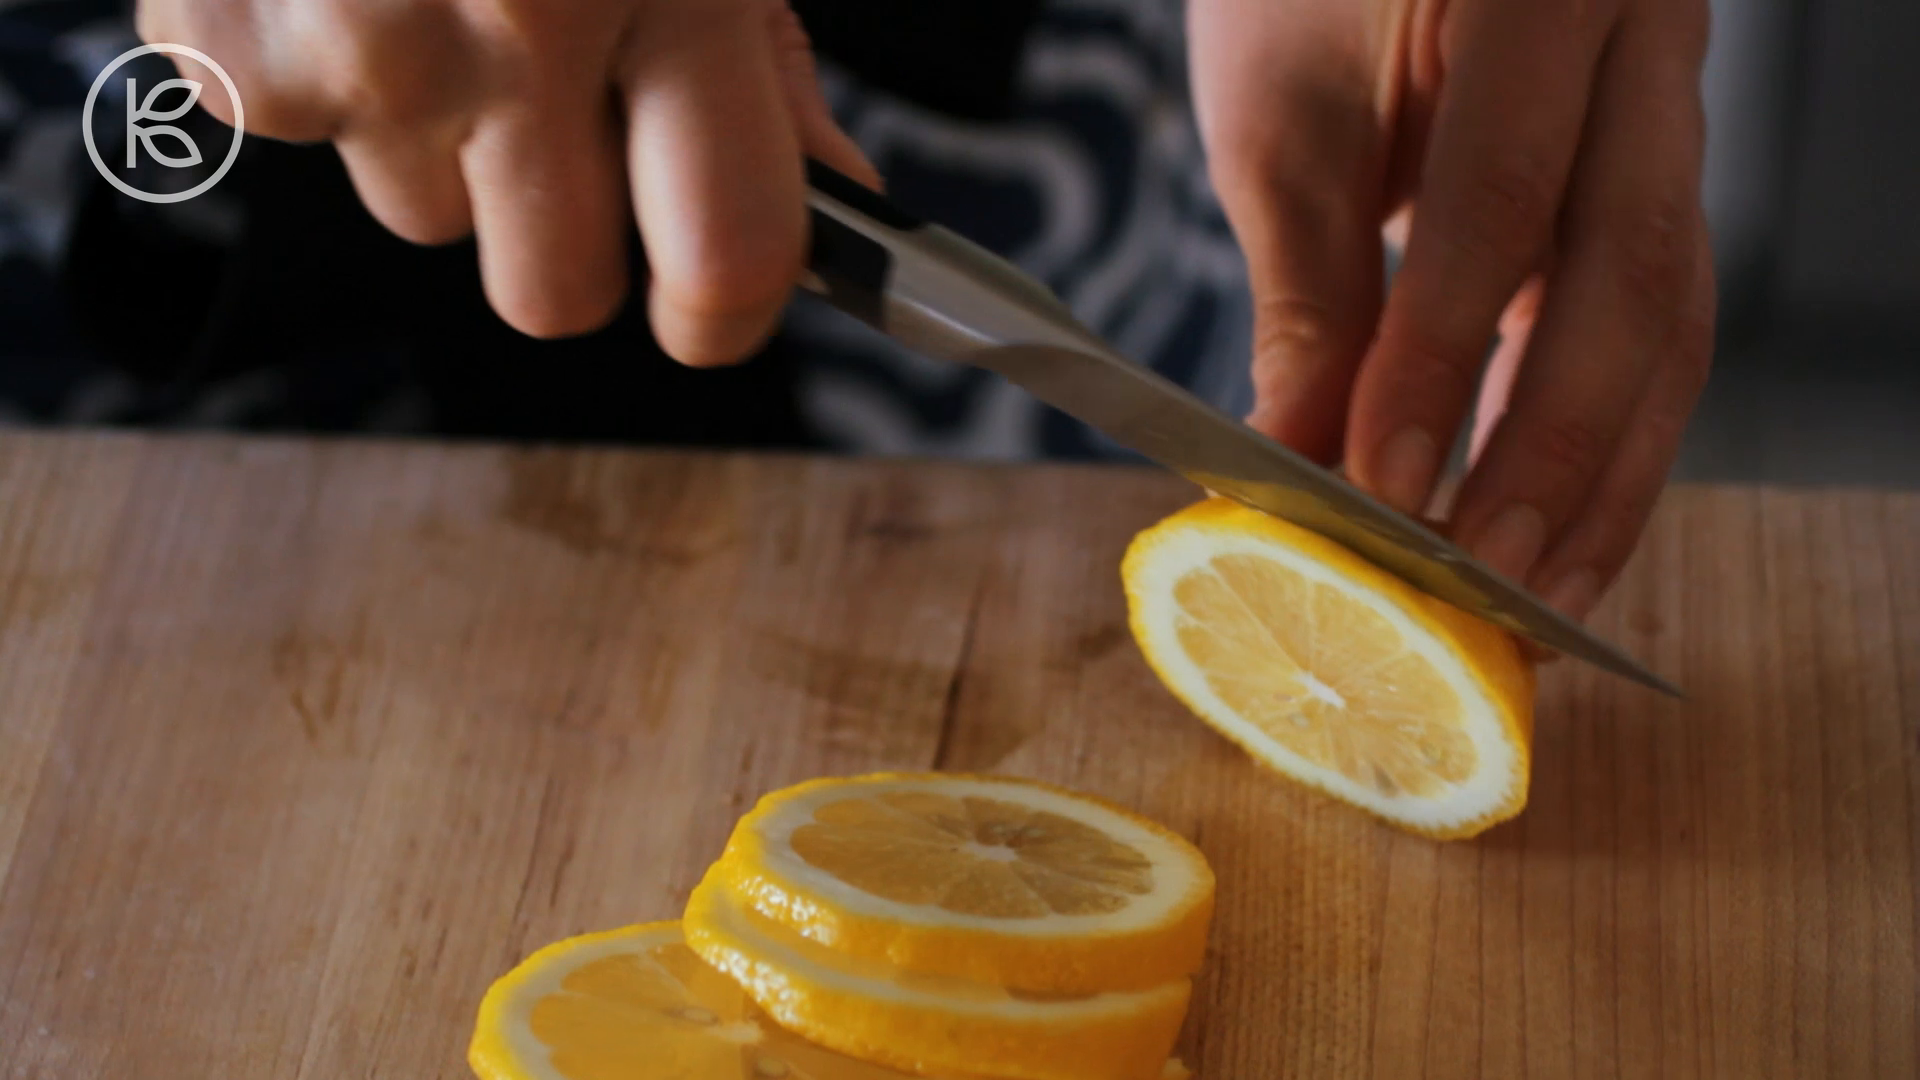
(1681, 0), (1920, 486)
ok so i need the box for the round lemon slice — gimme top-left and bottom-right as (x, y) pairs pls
(711, 773), (1214, 995)
(470, 921), (921, 1080)
(1122, 498), (1535, 839)
(684, 870), (1190, 1080)
(471, 921), (1189, 1080)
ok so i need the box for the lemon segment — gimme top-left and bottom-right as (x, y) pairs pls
(1123, 498), (1535, 838)
(684, 870), (1190, 1080)
(712, 773), (1214, 994)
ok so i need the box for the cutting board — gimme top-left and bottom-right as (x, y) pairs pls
(1, 431), (1916, 1077)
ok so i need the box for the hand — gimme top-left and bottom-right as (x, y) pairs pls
(1191, 0), (1715, 623)
(138, 0), (877, 360)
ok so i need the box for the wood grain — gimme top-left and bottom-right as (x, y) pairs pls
(1, 431), (1916, 1078)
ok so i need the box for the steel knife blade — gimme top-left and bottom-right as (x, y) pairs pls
(798, 159), (1679, 697)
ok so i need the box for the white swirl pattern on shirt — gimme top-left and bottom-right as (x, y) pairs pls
(786, 0), (1254, 461)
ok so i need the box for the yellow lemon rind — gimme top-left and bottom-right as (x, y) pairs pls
(684, 868), (1190, 1080)
(468, 922), (684, 1080)
(715, 771), (1215, 994)
(1121, 498), (1535, 841)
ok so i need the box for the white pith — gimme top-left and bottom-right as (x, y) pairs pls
(692, 878), (1187, 1022)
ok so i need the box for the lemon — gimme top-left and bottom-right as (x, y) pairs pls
(684, 870), (1190, 1080)
(469, 921), (1189, 1080)
(1122, 498), (1535, 838)
(709, 773), (1213, 995)
(470, 921), (912, 1080)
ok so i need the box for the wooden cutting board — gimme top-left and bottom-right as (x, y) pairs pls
(2, 431), (1916, 1078)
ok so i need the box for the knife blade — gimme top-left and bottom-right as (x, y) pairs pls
(798, 159), (1679, 697)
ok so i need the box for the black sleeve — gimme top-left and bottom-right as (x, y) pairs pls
(790, 0), (1044, 121)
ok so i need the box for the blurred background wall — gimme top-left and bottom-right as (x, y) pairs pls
(1688, 0), (1920, 485)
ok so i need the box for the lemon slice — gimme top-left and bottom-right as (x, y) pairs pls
(469, 921), (917, 1080)
(1122, 498), (1535, 838)
(470, 921), (1189, 1080)
(710, 773), (1213, 995)
(684, 870), (1190, 1080)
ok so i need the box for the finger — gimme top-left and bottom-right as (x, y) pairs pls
(1233, 109), (1386, 464)
(315, 9), (487, 242)
(136, 3), (335, 139)
(1190, 0), (1386, 463)
(1526, 230), (1712, 621)
(623, 2), (808, 367)
(1449, 0), (1712, 599)
(461, 86), (630, 338)
(336, 127), (472, 245)
(767, 3), (880, 190)
(1345, 0), (1618, 513)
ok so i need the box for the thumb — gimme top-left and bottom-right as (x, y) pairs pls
(1192, 0), (1386, 464)
(768, 3), (881, 190)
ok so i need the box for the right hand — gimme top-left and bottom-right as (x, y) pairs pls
(138, 0), (879, 360)
(1191, 0), (1715, 626)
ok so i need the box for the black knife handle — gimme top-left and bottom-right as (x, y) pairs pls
(805, 158), (924, 231)
(803, 158), (920, 326)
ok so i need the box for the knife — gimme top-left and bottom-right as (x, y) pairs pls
(798, 159), (1679, 697)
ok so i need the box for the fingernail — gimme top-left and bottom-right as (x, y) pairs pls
(1543, 568), (1600, 621)
(1471, 504), (1547, 581)
(1372, 428), (1438, 513)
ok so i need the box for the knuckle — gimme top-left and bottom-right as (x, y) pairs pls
(313, 1), (478, 127)
(329, 50), (448, 127)
(635, 0), (762, 44)
(471, 0), (609, 69)
(1252, 295), (1346, 374)
(1470, 151), (1556, 233)
(1523, 414), (1614, 480)
(1609, 197), (1698, 324)
(142, 7), (332, 140)
(1205, 119), (1296, 190)
(1448, 150), (1560, 270)
(1379, 321), (1482, 407)
(1207, 154), (1300, 241)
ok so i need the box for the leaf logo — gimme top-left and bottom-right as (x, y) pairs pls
(83, 43), (246, 205)
(126, 77), (205, 168)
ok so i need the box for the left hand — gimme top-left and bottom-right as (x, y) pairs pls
(1189, 0), (1716, 623)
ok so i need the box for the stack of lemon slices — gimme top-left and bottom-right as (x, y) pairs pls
(467, 494), (1540, 1078)
(471, 773), (1215, 1080)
